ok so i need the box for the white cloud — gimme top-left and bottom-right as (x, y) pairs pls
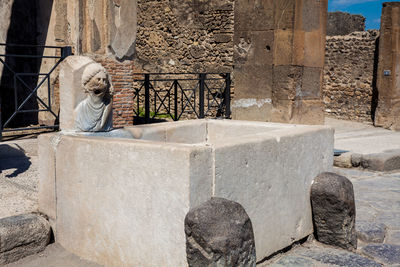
(331, 0), (377, 7)
(373, 18), (381, 23)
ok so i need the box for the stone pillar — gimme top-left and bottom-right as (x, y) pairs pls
(375, 2), (400, 130)
(232, 0), (327, 124)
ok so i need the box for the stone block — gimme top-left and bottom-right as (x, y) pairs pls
(273, 29), (294, 66)
(273, 0), (296, 30)
(231, 99), (273, 121)
(272, 65), (302, 100)
(0, 214), (51, 265)
(59, 56), (95, 131)
(38, 133), (59, 228)
(300, 66), (322, 100)
(296, 0), (325, 32)
(334, 152), (353, 168)
(234, 64), (273, 100)
(234, 30), (274, 66)
(311, 172), (357, 250)
(234, 0), (274, 32)
(39, 120), (333, 265)
(185, 197), (256, 267)
(303, 30), (325, 68)
(290, 99), (324, 125)
(213, 122), (333, 258)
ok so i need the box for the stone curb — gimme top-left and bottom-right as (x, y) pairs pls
(0, 213), (51, 265)
(334, 150), (400, 171)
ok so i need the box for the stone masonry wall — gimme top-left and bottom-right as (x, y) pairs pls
(134, 0), (234, 74)
(327, 12), (365, 36)
(323, 30), (379, 122)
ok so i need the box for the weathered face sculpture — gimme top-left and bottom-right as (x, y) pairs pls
(85, 71), (108, 97)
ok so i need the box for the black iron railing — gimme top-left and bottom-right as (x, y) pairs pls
(133, 73), (231, 123)
(0, 43), (72, 140)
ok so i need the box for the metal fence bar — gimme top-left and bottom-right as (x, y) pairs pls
(144, 74), (150, 123)
(174, 80), (178, 121)
(0, 44), (72, 140)
(199, 73), (205, 119)
(225, 73), (231, 119)
(133, 72), (231, 123)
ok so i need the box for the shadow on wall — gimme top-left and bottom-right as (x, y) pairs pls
(371, 36), (380, 122)
(0, 144), (31, 178)
(0, 0), (53, 128)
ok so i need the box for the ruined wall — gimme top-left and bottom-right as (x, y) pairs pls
(134, 0), (234, 73)
(327, 11), (365, 36)
(232, 0), (328, 125)
(323, 30), (379, 122)
(374, 2), (400, 130)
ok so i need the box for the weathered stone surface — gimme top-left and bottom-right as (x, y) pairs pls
(295, 245), (381, 267)
(362, 244), (400, 265)
(334, 152), (353, 168)
(356, 221), (387, 243)
(60, 56), (114, 132)
(360, 151), (400, 171)
(375, 2), (400, 130)
(311, 172), (357, 250)
(40, 120), (333, 265)
(0, 214), (51, 265)
(233, 0), (327, 124)
(184, 197), (256, 267)
(323, 30), (379, 122)
(109, 0), (137, 59)
(327, 12), (365, 36)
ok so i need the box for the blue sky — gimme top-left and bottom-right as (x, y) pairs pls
(328, 0), (399, 29)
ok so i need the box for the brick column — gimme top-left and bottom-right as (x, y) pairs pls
(232, 0), (327, 124)
(375, 2), (400, 130)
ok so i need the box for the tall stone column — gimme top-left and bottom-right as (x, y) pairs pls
(375, 2), (400, 130)
(232, 0), (327, 124)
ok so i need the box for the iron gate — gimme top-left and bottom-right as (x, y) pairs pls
(133, 73), (231, 123)
(0, 43), (72, 140)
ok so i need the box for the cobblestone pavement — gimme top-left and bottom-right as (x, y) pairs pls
(260, 167), (400, 266)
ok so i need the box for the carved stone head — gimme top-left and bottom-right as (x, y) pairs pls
(82, 63), (112, 99)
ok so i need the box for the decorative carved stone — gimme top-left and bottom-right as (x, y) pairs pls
(59, 56), (113, 132)
(75, 62), (113, 132)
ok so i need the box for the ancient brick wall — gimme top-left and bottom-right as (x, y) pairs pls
(96, 57), (136, 127)
(322, 30), (379, 122)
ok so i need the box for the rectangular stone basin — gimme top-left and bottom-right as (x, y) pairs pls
(38, 119), (333, 266)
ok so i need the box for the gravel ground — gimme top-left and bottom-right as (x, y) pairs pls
(0, 139), (39, 219)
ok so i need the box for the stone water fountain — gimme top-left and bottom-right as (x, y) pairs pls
(38, 56), (333, 266)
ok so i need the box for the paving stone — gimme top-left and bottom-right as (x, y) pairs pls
(376, 212), (400, 230)
(267, 255), (319, 267)
(362, 244), (400, 265)
(296, 246), (382, 267)
(355, 204), (378, 222)
(385, 230), (400, 245)
(356, 221), (387, 243)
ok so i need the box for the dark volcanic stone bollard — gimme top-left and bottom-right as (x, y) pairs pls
(311, 172), (357, 250)
(184, 197), (256, 267)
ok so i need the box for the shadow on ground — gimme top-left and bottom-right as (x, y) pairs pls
(0, 144), (31, 178)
